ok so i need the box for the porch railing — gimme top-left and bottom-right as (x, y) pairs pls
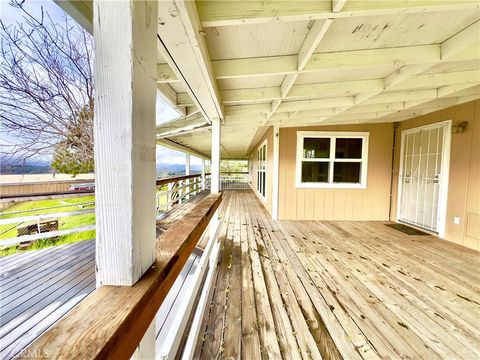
(155, 173), (211, 213)
(23, 192), (223, 359)
(0, 174), (213, 249)
(0, 171), (251, 249)
(220, 171), (250, 190)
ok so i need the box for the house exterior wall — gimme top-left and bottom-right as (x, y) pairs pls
(391, 100), (480, 251)
(278, 123), (394, 221)
(249, 127), (274, 215)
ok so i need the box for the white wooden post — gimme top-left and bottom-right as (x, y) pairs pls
(201, 158), (206, 190)
(94, 0), (158, 356)
(167, 182), (173, 211)
(94, 0), (157, 287)
(185, 152), (190, 199)
(272, 125), (280, 220)
(210, 118), (221, 193)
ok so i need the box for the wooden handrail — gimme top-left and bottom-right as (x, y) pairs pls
(155, 173), (211, 187)
(24, 192), (222, 359)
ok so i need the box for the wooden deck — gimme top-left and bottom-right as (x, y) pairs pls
(199, 190), (480, 360)
(0, 190), (209, 359)
(0, 240), (95, 358)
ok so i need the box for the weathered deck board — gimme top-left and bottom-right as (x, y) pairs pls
(199, 190), (480, 360)
(0, 240), (96, 359)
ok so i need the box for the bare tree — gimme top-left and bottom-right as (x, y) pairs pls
(0, 0), (94, 174)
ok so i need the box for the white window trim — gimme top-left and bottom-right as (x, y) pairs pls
(257, 139), (267, 201)
(296, 131), (369, 189)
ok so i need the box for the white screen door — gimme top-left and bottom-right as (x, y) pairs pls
(398, 121), (451, 234)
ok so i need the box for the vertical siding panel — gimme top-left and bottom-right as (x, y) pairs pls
(323, 190), (334, 219)
(333, 189), (346, 220)
(285, 128), (297, 219)
(297, 189), (305, 220)
(344, 190), (354, 219)
(314, 189), (325, 219)
(279, 128), (287, 219)
(304, 189), (314, 219)
(353, 191), (363, 220)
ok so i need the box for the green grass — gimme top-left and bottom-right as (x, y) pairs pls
(0, 187), (183, 257)
(0, 196), (96, 257)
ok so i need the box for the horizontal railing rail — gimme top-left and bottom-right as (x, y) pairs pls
(220, 171), (250, 190)
(0, 174), (213, 249)
(24, 192), (222, 359)
(156, 173), (210, 214)
(0, 208), (96, 247)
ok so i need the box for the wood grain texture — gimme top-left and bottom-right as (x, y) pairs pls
(23, 193), (222, 360)
(94, 0), (157, 286)
(198, 190), (480, 360)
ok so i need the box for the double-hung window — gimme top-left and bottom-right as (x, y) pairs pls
(296, 131), (369, 188)
(257, 140), (267, 199)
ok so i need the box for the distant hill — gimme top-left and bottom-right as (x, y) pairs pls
(1, 164), (52, 175)
(0, 157), (200, 177)
(156, 163), (202, 178)
(1, 158), (52, 175)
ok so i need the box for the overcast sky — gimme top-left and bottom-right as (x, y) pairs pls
(0, 0), (196, 167)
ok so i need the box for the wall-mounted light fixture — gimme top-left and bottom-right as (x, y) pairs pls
(452, 121), (468, 134)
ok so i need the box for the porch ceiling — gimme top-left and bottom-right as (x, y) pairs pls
(58, 0), (480, 159)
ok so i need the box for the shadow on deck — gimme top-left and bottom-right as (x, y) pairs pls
(198, 190), (480, 360)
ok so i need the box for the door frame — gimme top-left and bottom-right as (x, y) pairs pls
(396, 120), (452, 239)
(256, 139), (268, 201)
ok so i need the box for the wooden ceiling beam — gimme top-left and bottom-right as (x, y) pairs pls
(156, 63), (178, 83)
(324, 19), (480, 123)
(157, 0), (223, 123)
(197, 1), (479, 27)
(442, 20), (480, 60)
(332, 0), (348, 13)
(156, 124), (211, 139)
(54, 0), (93, 33)
(263, 19), (333, 124)
(221, 79), (383, 104)
(212, 44), (453, 80)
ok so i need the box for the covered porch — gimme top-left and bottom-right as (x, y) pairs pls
(5, 190), (479, 358)
(10, 0), (479, 358)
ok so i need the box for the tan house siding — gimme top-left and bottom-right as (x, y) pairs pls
(278, 123), (394, 221)
(391, 100), (480, 251)
(249, 127), (274, 215)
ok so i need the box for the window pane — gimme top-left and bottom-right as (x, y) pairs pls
(333, 162), (361, 183)
(335, 138), (363, 159)
(303, 138), (330, 158)
(301, 162), (329, 183)
(262, 172), (266, 196)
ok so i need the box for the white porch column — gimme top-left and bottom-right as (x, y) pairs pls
(210, 118), (221, 193)
(209, 118), (221, 249)
(185, 152), (191, 199)
(272, 125), (280, 220)
(93, 0), (157, 286)
(201, 158), (206, 190)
